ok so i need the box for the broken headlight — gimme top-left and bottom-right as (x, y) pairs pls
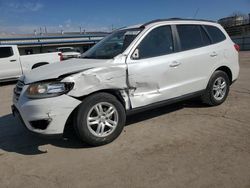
(26, 82), (74, 99)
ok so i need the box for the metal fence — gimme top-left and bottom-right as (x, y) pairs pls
(232, 35), (250, 51)
(224, 24), (250, 36)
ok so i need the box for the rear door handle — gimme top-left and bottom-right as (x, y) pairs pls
(10, 59), (17, 62)
(210, 52), (218, 57)
(169, 61), (181, 68)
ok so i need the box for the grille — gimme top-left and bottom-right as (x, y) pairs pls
(14, 81), (24, 101)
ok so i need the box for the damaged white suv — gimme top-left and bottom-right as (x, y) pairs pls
(12, 19), (239, 146)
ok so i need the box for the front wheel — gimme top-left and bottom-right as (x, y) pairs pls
(202, 70), (230, 106)
(74, 93), (126, 146)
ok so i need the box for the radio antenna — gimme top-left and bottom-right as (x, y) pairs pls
(193, 8), (200, 18)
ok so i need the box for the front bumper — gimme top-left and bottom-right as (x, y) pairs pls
(12, 89), (81, 135)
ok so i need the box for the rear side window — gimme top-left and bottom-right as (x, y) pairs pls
(177, 25), (211, 51)
(0, 47), (13, 58)
(138, 25), (174, 59)
(204, 25), (226, 43)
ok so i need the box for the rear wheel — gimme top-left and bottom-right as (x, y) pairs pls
(202, 70), (230, 106)
(74, 93), (126, 146)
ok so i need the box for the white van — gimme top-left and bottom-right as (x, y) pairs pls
(12, 19), (240, 146)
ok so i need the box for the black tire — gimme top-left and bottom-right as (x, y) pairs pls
(201, 70), (230, 106)
(74, 92), (126, 146)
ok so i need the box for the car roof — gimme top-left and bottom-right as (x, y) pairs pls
(122, 18), (217, 30)
(142, 18), (216, 27)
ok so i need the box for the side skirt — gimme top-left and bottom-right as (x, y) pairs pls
(126, 90), (205, 115)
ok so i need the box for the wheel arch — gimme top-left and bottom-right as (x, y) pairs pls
(215, 66), (233, 84)
(74, 89), (127, 108)
(63, 89), (127, 136)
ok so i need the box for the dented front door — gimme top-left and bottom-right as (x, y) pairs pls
(126, 25), (185, 108)
(127, 53), (184, 108)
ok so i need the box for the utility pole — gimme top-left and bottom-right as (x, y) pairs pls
(39, 27), (42, 35)
(111, 24), (114, 31)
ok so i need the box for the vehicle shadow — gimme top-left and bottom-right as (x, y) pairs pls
(0, 114), (88, 155)
(0, 99), (208, 156)
(126, 98), (209, 125)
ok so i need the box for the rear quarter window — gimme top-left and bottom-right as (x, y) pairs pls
(204, 25), (226, 44)
(0, 47), (13, 58)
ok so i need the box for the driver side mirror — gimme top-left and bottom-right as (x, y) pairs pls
(132, 48), (140, 60)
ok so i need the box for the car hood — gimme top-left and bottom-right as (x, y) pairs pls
(23, 58), (112, 84)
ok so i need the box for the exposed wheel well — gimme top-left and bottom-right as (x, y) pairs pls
(215, 66), (232, 84)
(76, 89), (126, 108)
(32, 62), (49, 69)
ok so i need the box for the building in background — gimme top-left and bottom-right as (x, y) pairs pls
(218, 14), (250, 50)
(218, 15), (247, 28)
(0, 32), (108, 55)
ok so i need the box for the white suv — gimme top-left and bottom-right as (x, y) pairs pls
(12, 19), (240, 146)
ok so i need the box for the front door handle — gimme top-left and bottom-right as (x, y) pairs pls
(169, 61), (181, 68)
(10, 59), (17, 62)
(210, 52), (218, 57)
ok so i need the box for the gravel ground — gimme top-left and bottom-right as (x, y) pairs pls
(0, 52), (250, 188)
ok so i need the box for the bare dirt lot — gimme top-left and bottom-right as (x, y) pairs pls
(0, 52), (250, 188)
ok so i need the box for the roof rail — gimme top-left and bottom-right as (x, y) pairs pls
(142, 18), (216, 27)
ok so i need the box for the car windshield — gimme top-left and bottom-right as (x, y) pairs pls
(82, 28), (142, 59)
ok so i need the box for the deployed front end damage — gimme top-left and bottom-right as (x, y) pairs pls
(12, 62), (129, 135)
(64, 65), (128, 98)
(11, 25), (145, 138)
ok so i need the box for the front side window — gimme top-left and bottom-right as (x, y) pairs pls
(82, 28), (142, 59)
(137, 25), (174, 59)
(204, 25), (226, 44)
(177, 25), (211, 51)
(0, 47), (13, 58)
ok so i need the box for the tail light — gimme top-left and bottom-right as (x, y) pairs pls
(234, 44), (240, 52)
(58, 53), (63, 61)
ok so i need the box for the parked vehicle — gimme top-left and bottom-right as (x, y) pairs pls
(12, 19), (239, 146)
(56, 47), (81, 60)
(0, 45), (61, 82)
